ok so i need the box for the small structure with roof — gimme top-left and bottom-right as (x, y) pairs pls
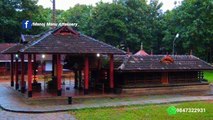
(2, 26), (125, 97)
(0, 43), (16, 75)
(134, 43), (149, 56)
(115, 54), (213, 88)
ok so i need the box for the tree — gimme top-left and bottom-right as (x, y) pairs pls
(163, 0), (213, 61)
(0, 0), (50, 43)
(59, 4), (93, 35)
(91, 2), (127, 47)
(118, 0), (164, 53)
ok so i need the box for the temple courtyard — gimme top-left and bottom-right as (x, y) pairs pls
(0, 77), (212, 120)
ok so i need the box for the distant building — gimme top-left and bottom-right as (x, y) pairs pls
(0, 43), (16, 75)
(0, 43), (54, 74)
(134, 44), (149, 56)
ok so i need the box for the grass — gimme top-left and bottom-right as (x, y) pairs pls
(204, 71), (213, 83)
(70, 101), (213, 120)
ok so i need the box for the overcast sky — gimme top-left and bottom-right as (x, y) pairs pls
(37, 0), (183, 12)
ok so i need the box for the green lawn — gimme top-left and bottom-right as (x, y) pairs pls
(71, 101), (213, 120)
(204, 71), (213, 83)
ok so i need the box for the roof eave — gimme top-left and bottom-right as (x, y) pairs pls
(119, 69), (213, 72)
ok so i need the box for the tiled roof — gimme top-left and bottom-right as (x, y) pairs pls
(134, 50), (149, 56)
(0, 43), (16, 52)
(117, 55), (213, 71)
(0, 43), (52, 61)
(114, 55), (127, 68)
(1, 44), (24, 54)
(2, 26), (125, 55)
(2, 31), (53, 54)
(0, 43), (16, 61)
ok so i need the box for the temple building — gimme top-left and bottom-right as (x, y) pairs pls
(114, 55), (212, 88)
(2, 26), (213, 97)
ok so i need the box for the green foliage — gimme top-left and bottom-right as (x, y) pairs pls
(204, 71), (213, 83)
(0, 0), (49, 42)
(59, 4), (93, 35)
(91, 2), (128, 47)
(71, 101), (213, 120)
(163, 0), (213, 61)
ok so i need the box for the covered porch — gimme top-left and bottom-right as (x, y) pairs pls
(2, 26), (125, 98)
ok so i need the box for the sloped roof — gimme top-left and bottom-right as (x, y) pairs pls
(0, 43), (52, 61)
(134, 50), (149, 56)
(0, 43), (16, 61)
(0, 43), (16, 52)
(2, 26), (125, 55)
(117, 55), (213, 71)
(1, 44), (24, 54)
(134, 43), (149, 56)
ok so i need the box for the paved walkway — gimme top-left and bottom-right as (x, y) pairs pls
(0, 83), (75, 120)
(0, 110), (75, 120)
(0, 84), (213, 113)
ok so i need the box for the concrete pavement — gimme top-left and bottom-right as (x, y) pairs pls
(0, 84), (212, 113)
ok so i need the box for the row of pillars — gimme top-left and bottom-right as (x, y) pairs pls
(82, 54), (114, 94)
(10, 54), (114, 97)
(10, 54), (62, 97)
(10, 54), (26, 92)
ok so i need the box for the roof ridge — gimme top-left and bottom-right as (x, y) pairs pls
(118, 55), (130, 70)
(1, 44), (17, 54)
(20, 31), (52, 52)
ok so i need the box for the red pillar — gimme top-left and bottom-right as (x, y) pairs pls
(161, 72), (169, 84)
(57, 54), (62, 96)
(15, 56), (19, 90)
(10, 54), (14, 87)
(33, 54), (36, 82)
(84, 56), (89, 94)
(109, 54), (114, 92)
(21, 54), (25, 93)
(28, 54), (32, 97)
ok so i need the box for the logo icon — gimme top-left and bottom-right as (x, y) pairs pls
(22, 20), (32, 29)
(167, 106), (177, 115)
